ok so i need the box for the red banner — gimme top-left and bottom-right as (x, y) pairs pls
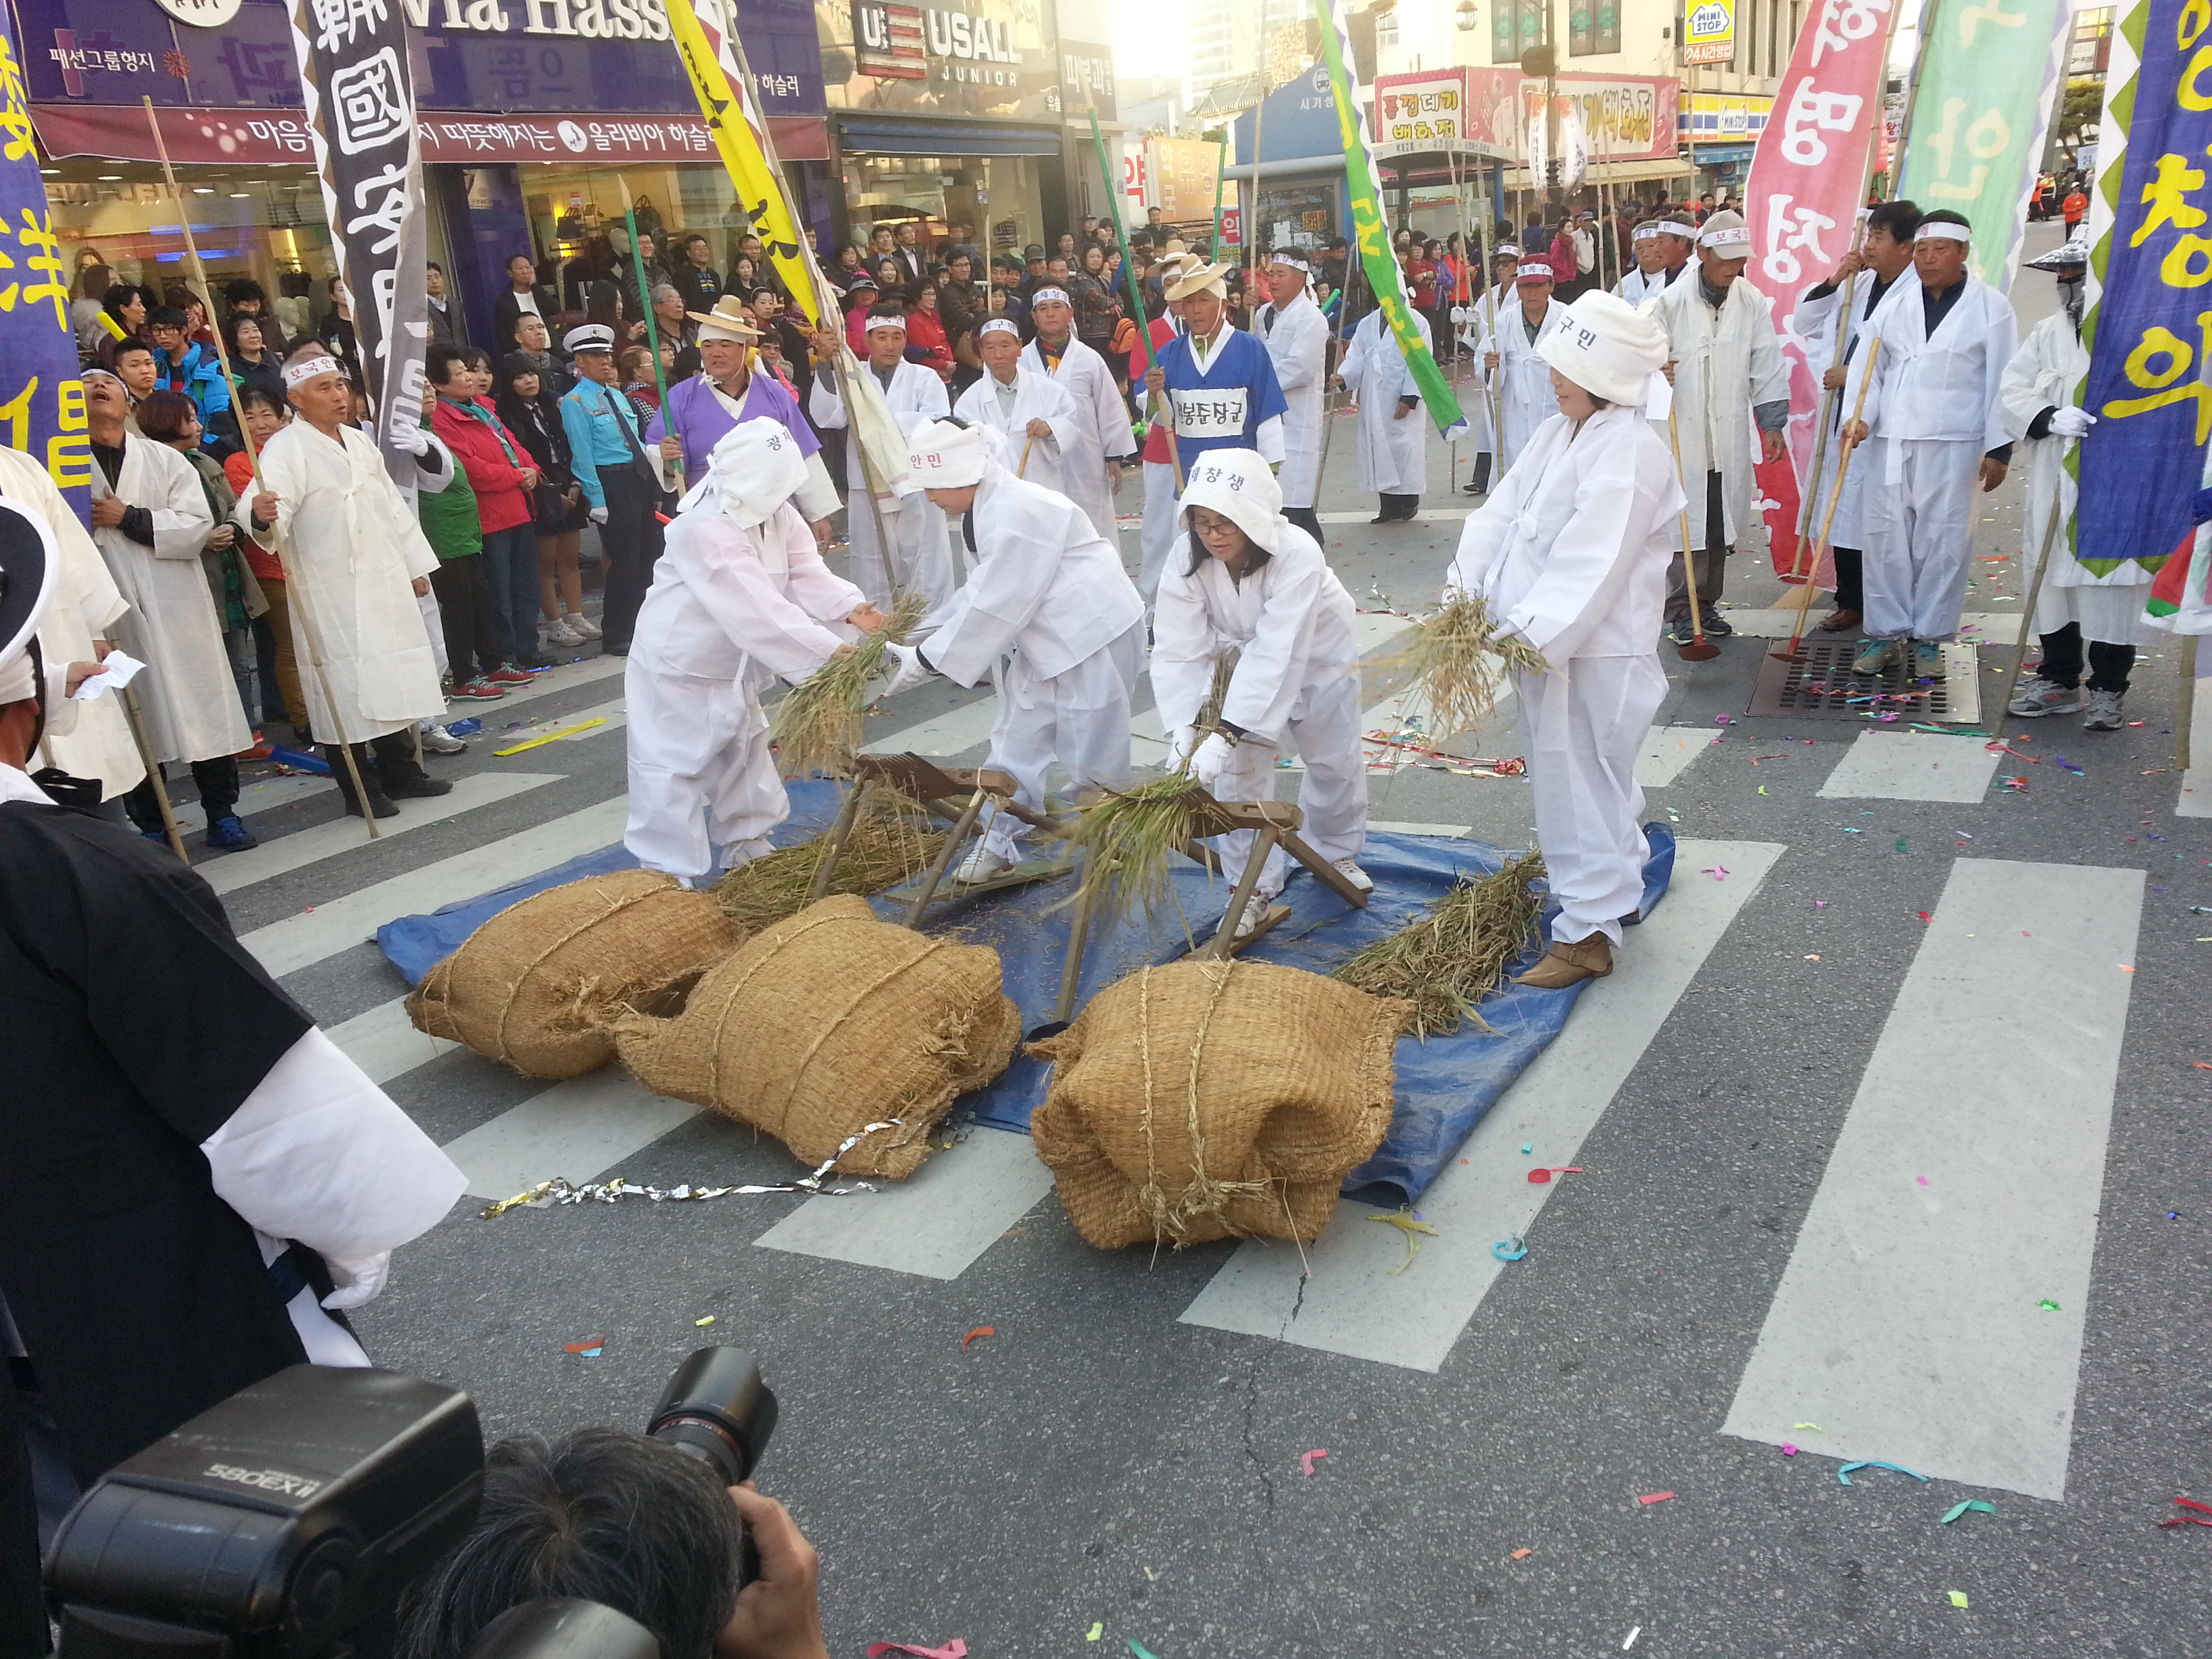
(1740, 0), (1894, 582)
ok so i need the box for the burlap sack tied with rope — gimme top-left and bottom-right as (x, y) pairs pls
(1029, 960), (1410, 1249)
(611, 895), (1021, 1181)
(406, 868), (743, 1080)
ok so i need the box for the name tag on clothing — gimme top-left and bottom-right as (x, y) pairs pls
(1171, 388), (1249, 439)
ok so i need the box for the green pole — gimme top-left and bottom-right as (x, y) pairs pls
(1090, 108), (1182, 486)
(1210, 136), (1228, 258)
(621, 180), (676, 479)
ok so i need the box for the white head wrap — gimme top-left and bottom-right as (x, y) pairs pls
(1516, 261), (1555, 283)
(1267, 252), (1309, 273)
(1029, 287), (1073, 309)
(1176, 447), (1288, 555)
(976, 316), (1020, 341)
(676, 417), (808, 529)
(906, 418), (992, 488)
(1493, 243), (1521, 259)
(1654, 218), (1697, 241)
(1536, 290), (1671, 407)
(1696, 209), (1751, 252)
(1916, 220), (1971, 243)
(283, 355), (341, 388)
(1632, 222), (1660, 243)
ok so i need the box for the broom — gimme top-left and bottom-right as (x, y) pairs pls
(1331, 851), (1547, 1040)
(769, 590), (930, 778)
(1386, 591), (1551, 741)
(714, 792), (945, 930)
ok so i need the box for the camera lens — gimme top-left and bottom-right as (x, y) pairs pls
(646, 1349), (777, 1489)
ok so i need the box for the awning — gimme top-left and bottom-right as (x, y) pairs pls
(834, 117), (1063, 158)
(1497, 157), (1694, 189)
(35, 104), (827, 165)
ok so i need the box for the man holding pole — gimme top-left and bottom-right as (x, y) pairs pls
(1019, 286), (1133, 546)
(1253, 251), (1329, 541)
(562, 322), (669, 655)
(1141, 259), (1289, 487)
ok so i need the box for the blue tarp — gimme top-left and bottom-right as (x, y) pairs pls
(373, 782), (1672, 1206)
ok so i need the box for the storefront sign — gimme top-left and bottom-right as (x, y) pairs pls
(1452, 69), (1679, 163)
(1147, 135), (1221, 218)
(156, 0), (243, 26)
(1059, 38), (1113, 121)
(30, 100), (752, 162)
(1681, 91), (1770, 142)
(1374, 71), (1465, 146)
(1685, 0), (1737, 64)
(823, 0), (1060, 121)
(0, 5), (89, 512)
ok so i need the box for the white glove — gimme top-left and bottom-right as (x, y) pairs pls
(319, 1252), (390, 1311)
(1448, 305), (1469, 325)
(2048, 407), (2096, 439)
(882, 640), (933, 696)
(588, 505), (609, 525)
(1192, 731), (1236, 793)
(389, 422), (432, 456)
(1166, 723), (1202, 772)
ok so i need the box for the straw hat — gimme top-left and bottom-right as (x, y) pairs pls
(687, 295), (762, 342)
(1164, 260), (1236, 302)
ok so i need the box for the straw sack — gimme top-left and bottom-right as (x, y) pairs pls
(611, 895), (1020, 1180)
(407, 868), (743, 1080)
(1029, 960), (1410, 1249)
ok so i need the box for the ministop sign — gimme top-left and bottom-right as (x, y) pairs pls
(1685, 0), (1736, 64)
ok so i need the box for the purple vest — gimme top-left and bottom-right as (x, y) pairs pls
(645, 369), (821, 487)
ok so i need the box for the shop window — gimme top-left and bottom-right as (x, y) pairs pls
(1569, 1), (1621, 57)
(1493, 0), (1549, 64)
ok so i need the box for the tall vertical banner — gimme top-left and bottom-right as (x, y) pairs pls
(2078, 0), (2201, 607)
(286, 0), (429, 485)
(1311, 0), (1467, 440)
(1896, 0), (2071, 293)
(1738, 0), (1896, 579)
(665, 0), (828, 331)
(0, 8), (89, 523)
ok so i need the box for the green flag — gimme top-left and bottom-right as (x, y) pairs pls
(1310, 0), (1467, 438)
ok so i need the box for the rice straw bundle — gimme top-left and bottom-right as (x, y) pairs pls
(1389, 592), (1551, 741)
(1330, 851), (1546, 1039)
(714, 792), (944, 930)
(1065, 775), (1209, 926)
(769, 590), (929, 778)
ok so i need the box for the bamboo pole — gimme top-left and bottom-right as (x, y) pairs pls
(140, 98), (381, 839)
(1984, 472), (2072, 755)
(619, 174), (677, 487)
(119, 686), (189, 863)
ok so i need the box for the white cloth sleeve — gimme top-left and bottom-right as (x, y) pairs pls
(808, 371), (849, 431)
(199, 1027), (466, 1269)
(1254, 413), (1285, 466)
(795, 449), (840, 521)
(145, 447), (216, 560)
(413, 434), (456, 495)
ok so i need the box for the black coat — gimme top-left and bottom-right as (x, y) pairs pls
(494, 285), (559, 355)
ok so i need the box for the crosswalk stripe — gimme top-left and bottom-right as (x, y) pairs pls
(1368, 820), (1471, 837)
(199, 772), (565, 897)
(330, 994), (454, 1086)
(240, 795), (632, 979)
(752, 1125), (1057, 1279)
(440, 1069), (699, 1202)
(1816, 730), (2003, 802)
(175, 770), (342, 835)
(862, 689), (1000, 758)
(1175, 837), (1787, 1372)
(1635, 726), (1721, 788)
(482, 695), (628, 749)
(1721, 858), (2141, 1500)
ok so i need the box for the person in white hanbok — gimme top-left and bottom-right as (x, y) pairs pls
(1254, 252), (1329, 539)
(0, 443), (142, 800)
(1615, 216), (1694, 306)
(1152, 448), (1370, 936)
(954, 321), (1084, 529)
(1999, 239), (2148, 731)
(884, 420), (1145, 883)
(1843, 211), (2018, 679)
(1019, 288), (1133, 546)
(1338, 305), (1431, 522)
(1790, 200), (1922, 634)
(1479, 262), (1572, 481)
(81, 368), (253, 844)
(1448, 291), (1681, 988)
(1644, 209), (1789, 642)
(623, 419), (881, 882)
(806, 305), (954, 612)
(1455, 245), (1521, 496)
(238, 352), (453, 818)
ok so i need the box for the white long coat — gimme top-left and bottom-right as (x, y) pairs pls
(0, 446), (142, 794)
(1645, 272), (1788, 550)
(1479, 295), (1572, 478)
(808, 360), (953, 611)
(91, 434), (247, 764)
(1340, 309), (1431, 497)
(1794, 267), (1919, 550)
(240, 421), (443, 744)
(1019, 335), (1132, 544)
(1449, 405), (1685, 945)
(1255, 291), (1329, 508)
(2000, 308), (2150, 642)
(1844, 274), (2016, 466)
(952, 369), (1083, 506)
(1454, 283), (1514, 455)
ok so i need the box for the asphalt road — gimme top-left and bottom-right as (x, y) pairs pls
(190, 218), (2212, 1658)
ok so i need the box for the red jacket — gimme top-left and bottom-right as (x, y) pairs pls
(903, 307), (955, 379)
(432, 395), (534, 535)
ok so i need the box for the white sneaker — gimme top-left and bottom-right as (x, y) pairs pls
(541, 619), (583, 647)
(1231, 899), (1272, 940)
(2082, 688), (2126, 731)
(954, 845), (1016, 884)
(420, 723), (468, 755)
(2008, 674), (2084, 718)
(1332, 857), (1374, 893)
(566, 613), (602, 640)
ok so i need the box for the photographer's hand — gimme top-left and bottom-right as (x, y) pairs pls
(716, 1484), (830, 1659)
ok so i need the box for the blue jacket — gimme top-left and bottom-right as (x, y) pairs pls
(155, 340), (233, 440)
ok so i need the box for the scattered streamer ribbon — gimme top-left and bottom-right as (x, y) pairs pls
(1086, 1626), (1103, 1643)
(565, 1334), (604, 1356)
(1370, 1207), (1438, 1274)
(1947, 1591), (1969, 1609)
(2158, 1496), (2212, 1529)
(1300, 1449), (1328, 1476)
(1837, 1460), (1929, 1486)
(1128, 1643), (1163, 1659)
(493, 716), (607, 755)
(479, 1120), (902, 1216)
(1492, 1235), (1528, 1261)
(1940, 1500), (1996, 1524)
(961, 1326), (994, 1352)
(1700, 865), (1730, 880)
(1637, 1492), (1675, 1505)
(1528, 1166), (1584, 1185)
(867, 1643), (966, 1659)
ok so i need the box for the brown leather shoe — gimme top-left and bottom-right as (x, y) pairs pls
(1512, 935), (1614, 989)
(1816, 607), (1863, 633)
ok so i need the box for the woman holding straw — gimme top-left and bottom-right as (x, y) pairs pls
(1446, 291), (1680, 989)
(1152, 448), (1370, 938)
(622, 419), (884, 886)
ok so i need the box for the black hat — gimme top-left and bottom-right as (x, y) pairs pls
(0, 493), (58, 708)
(1023, 243), (1046, 260)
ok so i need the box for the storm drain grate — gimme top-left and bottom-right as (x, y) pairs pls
(1746, 637), (1982, 723)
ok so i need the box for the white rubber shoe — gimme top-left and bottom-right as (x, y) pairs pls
(954, 845), (1017, 884)
(1333, 857), (1374, 893)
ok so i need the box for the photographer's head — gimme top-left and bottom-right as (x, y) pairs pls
(398, 1429), (745, 1659)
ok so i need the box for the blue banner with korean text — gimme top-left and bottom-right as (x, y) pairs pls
(2077, 0), (2211, 577)
(0, 8), (89, 523)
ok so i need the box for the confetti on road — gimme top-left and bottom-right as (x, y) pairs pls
(961, 1325), (995, 1351)
(1838, 1460), (1930, 1486)
(1301, 1449), (1329, 1477)
(1511, 1548), (1534, 1559)
(1947, 1591), (1970, 1610)
(1637, 1492), (1675, 1505)
(1941, 1500), (1996, 1524)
